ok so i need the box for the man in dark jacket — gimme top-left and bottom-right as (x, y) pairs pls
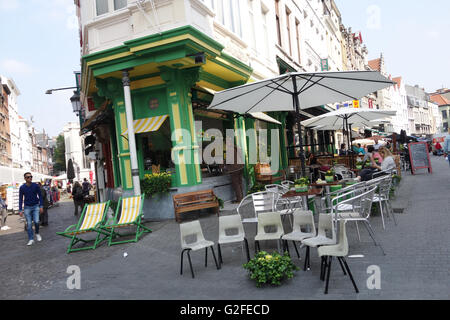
(19, 172), (43, 246)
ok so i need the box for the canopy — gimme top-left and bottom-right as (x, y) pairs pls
(301, 108), (396, 128)
(209, 71), (395, 113)
(209, 71), (395, 174)
(122, 115), (169, 136)
(249, 112), (281, 125)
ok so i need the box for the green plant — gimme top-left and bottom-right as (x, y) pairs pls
(141, 172), (172, 198)
(243, 251), (299, 287)
(247, 183), (266, 195)
(217, 197), (224, 209)
(294, 177), (309, 186)
(325, 169), (335, 176)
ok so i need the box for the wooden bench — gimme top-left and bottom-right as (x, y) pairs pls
(172, 189), (220, 223)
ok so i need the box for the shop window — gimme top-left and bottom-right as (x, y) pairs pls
(139, 119), (173, 173)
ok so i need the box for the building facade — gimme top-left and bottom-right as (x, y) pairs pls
(430, 93), (450, 133)
(64, 121), (92, 182)
(405, 85), (432, 136)
(0, 76), (13, 167)
(75, 0), (379, 219)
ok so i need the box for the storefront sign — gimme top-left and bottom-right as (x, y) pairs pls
(353, 100), (360, 108)
(321, 59), (329, 71)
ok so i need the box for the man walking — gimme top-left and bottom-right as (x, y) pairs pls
(19, 172), (44, 246)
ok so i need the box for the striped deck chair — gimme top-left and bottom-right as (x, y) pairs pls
(56, 201), (110, 253)
(102, 194), (152, 246)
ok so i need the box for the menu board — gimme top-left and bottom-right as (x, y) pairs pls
(408, 142), (432, 174)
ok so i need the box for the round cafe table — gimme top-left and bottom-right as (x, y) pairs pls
(282, 188), (323, 211)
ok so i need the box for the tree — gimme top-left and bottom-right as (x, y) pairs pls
(53, 135), (66, 173)
(67, 159), (75, 183)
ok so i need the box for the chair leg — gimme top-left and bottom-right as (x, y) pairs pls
(388, 201), (398, 226)
(378, 200), (386, 230)
(217, 243), (223, 266)
(342, 257), (359, 293)
(320, 256), (326, 281)
(210, 246), (220, 270)
(355, 221), (361, 242)
(363, 220), (386, 255)
(337, 257), (347, 275)
(255, 240), (260, 254)
(186, 249), (195, 278)
(292, 241), (300, 259)
(304, 246), (310, 271)
(324, 256), (333, 294)
(243, 238), (250, 262)
(283, 240), (290, 256)
(205, 247), (208, 267)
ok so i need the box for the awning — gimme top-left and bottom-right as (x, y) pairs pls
(249, 112), (281, 125)
(122, 115), (169, 136)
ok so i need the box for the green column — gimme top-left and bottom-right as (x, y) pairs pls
(96, 77), (134, 191)
(160, 67), (201, 187)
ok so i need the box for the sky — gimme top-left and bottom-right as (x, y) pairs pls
(1, 0), (449, 137)
(0, 0), (80, 137)
(335, 0), (450, 92)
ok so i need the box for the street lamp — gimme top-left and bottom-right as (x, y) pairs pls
(70, 91), (81, 115)
(45, 86), (77, 94)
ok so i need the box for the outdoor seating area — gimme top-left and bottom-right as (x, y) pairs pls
(177, 168), (399, 294)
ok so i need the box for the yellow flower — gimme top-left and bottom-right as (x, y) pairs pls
(258, 257), (264, 261)
(265, 255), (272, 260)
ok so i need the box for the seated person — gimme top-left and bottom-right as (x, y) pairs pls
(339, 143), (348, 156)
(356, 143), (365, 155)
(358, 147), (396, 181)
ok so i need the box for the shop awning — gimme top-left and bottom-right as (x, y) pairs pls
(122, 115), (169, 136)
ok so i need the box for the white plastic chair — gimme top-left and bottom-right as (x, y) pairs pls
(301, 213), (336, 271)
(180, 220), (220, 278)
(217, 215), (250, 266)
(254, 212), (285, 254)
(282, 210), (316, 259)
(318, 220), (359, 294)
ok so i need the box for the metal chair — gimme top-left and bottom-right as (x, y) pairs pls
(331, 186), (386, 255)
(217, 215), (250, 267)
(180, 220), (220, 278)
(371, 175), (397, 230)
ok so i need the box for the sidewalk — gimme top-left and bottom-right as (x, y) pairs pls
(1, 156), (449, 300)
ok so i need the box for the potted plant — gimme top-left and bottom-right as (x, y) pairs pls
(356, 160), (363, 170)
(294, 177), (309, 192)
(325, 169), (335, 182)
(140, 172), (172, 199)
(243, 251), (299, 287)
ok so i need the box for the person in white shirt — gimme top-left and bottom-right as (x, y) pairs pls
(358, 146), (396, 181)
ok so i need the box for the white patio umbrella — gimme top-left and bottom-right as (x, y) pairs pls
(209, 71), (395, 174)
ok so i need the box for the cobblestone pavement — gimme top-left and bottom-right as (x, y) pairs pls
(1, 157), (449, 300)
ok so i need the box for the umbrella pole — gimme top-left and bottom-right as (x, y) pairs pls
(292, 76), (306, 176)
(349, 124), (354, 169)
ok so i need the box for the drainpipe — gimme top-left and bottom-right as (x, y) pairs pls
(122, 69), (141, 195)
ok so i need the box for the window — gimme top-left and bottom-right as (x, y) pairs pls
(261, 7), (269, 58)
(248, 0), (256, 50)
(443, 110), (448, 119)
(275, 0), (282, 46)
(217, 0), (242, 38)
(286, 7), (292, 55)
(96, 0), (108, 15)
(114, 0), (127, 10)
(295, 19), (301, 63)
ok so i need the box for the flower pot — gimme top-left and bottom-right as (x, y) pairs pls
(325, 176), (334, 183)
(295, 185), (309, 193)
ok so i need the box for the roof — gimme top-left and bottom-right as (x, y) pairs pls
(368, 58), (381, 71)
(392, 77), (402, 88)
(430, 94), (450, 106)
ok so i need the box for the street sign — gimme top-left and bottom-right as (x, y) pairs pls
(321, 59), (329, 71)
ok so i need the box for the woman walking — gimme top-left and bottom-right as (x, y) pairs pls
(72, 182), (84, 216)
